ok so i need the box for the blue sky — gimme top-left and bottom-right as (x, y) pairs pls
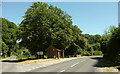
(2, 2), (118, 35)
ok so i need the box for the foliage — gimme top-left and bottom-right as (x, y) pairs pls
(99, 26), (116, 56)
(44, 55), (48, 59)
(99, 25), (120, 65)
(2, 18), (18, 56)
(81, 50), (91, 56)
(82, 34), (101, 44)
(17, 48), (31, 59)
(0, 39), (2, 53)
(91, 43), (100, 51)
(1, 2), (104, 58)
(12, 43), (19, 55)
(106, 27), (120, 64)
(82, 34), (101, 53)
(2, 41), (9, 56)
(75, 48), (83, 55)
(92, 51), (103, 55)
(104, 26), (116, 35)
(19, 2), (84, 56)
(99, 34), (111, 55)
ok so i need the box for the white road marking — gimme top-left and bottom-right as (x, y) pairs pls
(60, 70), (65, 72)
(81, 60), (86, 62)
(42, 65), (45, 67)
(32, 67), (35, 69)
(27, 69), (32, 71)
(36, 67), (39, 68)
(71, 62), (79, 67)
(25, 58), (83, 72)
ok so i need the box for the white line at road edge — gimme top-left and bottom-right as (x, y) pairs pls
(71, 62), (79, 67)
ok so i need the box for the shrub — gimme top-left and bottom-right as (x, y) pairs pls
(16, 48), (31, 60)
(92, 51), (103, 55)
(81, 50), (91, 56)
(44, 55), (48, 59)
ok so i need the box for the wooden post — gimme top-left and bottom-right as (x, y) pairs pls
(57, 51), (60, 59)
(63, 51), (64, 58)
(62, 50), (64, 58)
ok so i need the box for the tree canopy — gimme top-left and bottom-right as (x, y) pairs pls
(2, 18), (18, 56)
(19, 2), (85, 55)
(105, 26), (120, 64)
(82, 34), (101, 51)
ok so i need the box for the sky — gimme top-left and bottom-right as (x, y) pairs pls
(2, 2), (118, 35)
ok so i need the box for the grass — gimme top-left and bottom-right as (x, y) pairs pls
(0, 57), (2, 60)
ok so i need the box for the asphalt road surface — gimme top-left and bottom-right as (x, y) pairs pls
(3, 56), (116, 74)
(28, 56), (101, 72)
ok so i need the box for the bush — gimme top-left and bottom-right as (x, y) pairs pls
(16, 48), (31, 60)
(17, 54), (30, 60)
(2, 55), (8, 58)
(81, 50), (91, 56)
(92, 51), (103, 55)
(44, 55), (48, 59)
(30, 55), (36, 58)
(10, 51), (17, 56)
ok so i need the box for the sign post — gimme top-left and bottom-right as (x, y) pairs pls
(37, 51), (43, 59)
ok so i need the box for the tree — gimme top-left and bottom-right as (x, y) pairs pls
(99, 25), (117, 57)
(82, 34), (101, 44)
(82, 34), (101, 55)
(99, 34), (110, 55)
(104, 25), (116, 35)
(2, 18), (18, 56)
(91, 43), (100, 51)
(19, 2), (83, 56)
(106, 27), (120, 64)
(2, 41), (9, 57)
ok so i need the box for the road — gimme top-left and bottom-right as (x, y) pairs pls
(28, 56), (101, 72)
(2, 56), (114, 74)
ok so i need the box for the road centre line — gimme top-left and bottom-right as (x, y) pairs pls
(27, 69), (32, 72)
(57, 70), (65, 74)
(26, 58), (83, 72)
(32, 67), (36, 69)
(81, 60), (86, 62)
(70, 60), (86, 68)
(71, 62), (79, 67)
(60, 70), (65, 72)
(36, 67), (39, 68)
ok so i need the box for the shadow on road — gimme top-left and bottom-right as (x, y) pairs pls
(117, 67), (120, 71)
(1, 58), (39, 63)
(90, 57), (117, 68)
